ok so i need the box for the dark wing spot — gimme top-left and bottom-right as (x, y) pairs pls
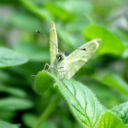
(79, 48), (86, 51)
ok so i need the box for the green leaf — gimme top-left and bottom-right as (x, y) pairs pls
(94, 73), (128, 97)
(112, 102), (128, 125)
(0, 111), (15, 121)
(54, 77), (105, 128)
(87, 79), (124, 108)
(10, 13), (43, 31)
(0, 97), (33, 111)
(45, 2), (73, 21)
(0, 85), (27, 98)
(0, 70), (11, 82)
(23, 114), (38, 128)
(14, 43), (49, 61)
(97, 111), (125, 128)
(35, 71), (55, 94)
(0, 120), (20, 128)
(0, 47), (28, 68)
(83, 24), (125, 56)
(55, 1), (92, 15)
(23, 114), (57, 128)
(21, 0), (53, 22)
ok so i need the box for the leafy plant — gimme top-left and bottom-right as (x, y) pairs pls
(0, 0), (128, 128)
(0, 47), (28, 68)
(34, 22), (127, 128)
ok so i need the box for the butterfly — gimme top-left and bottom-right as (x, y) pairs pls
(49, 22), (101, 79)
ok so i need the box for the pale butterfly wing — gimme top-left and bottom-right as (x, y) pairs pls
(50, 22), (58, 65)
(57, 39), (101, 79)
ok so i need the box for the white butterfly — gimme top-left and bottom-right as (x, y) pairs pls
(49, 22), (101, 79)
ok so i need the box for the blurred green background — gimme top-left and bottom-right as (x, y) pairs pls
(0, 0), (128, 128)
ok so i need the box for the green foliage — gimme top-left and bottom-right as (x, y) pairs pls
(83, 24), (125, 56)
(94, 73), (128, 97)
(14, 42), (49, 61)
(20, 0), (53, 22)
(97, 111), (125, 128)
(23, 114), (57, 128)
(10, 13), (43, 31)
(0, 120), (20, 128)
(0, 85), (27, 97)
(112, 102), (128, 125)
(45, 2), (73, 21)
(1, 0), (128, 128)
(54, 77), (105, 128)
(0, 97), (33, 111)
(0, 47), (28, 68)
(55, 1), (92, 15)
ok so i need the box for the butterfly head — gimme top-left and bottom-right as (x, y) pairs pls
(56, 53), (65, 62)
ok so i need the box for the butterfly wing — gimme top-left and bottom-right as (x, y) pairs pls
(57, 39), (101, 79)
(50, 22), (58, 65)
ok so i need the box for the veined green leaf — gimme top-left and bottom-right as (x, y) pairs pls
(83, 24), (125, 56)
(97, 111), (125, 128)
(0, 47), (28, 68)
(54, 77), (105, 128)
(0, 120), (20, 128)
(112, 102), (128, 125)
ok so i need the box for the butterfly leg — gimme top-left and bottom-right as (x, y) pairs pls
(43, 63), (50, 71)
(31, 63), (50, 77)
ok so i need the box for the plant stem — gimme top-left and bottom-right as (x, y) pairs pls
(34, 94), (61, 128)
